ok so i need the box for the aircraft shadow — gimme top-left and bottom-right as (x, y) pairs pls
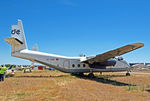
(73, 74), (136, 87)
(15, 75), (71, 78)
(15, 74), (136, 87)
(146, 90), (150, 93)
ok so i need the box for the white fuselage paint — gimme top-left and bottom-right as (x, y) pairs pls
(12, 49), (130, 73)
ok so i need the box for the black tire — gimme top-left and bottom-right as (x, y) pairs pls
(126, 73), (130, 76)
(88, 73), (95, 78)
(79, 73), (84, 76)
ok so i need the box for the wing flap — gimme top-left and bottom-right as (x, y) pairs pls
(82, 43), (144, 64)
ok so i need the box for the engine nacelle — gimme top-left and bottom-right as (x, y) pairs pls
(89, 59), (116, 69)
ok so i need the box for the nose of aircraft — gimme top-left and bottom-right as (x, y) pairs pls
(121, 60), (131, 71)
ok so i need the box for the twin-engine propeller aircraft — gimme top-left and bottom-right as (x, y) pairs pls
(5, 20), (144, 77)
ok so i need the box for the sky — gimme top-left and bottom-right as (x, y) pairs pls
(0, 0), (150, 65)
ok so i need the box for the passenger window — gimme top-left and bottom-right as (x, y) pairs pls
(72, 64), (75, 67)
(78, 64), (80, 67)
(83, 64), (86, 67)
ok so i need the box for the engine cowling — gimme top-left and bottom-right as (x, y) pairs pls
(89, 59), (116, 69)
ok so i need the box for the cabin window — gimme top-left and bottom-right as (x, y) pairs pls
(78, 64), (80, 67)
(72, 64), (75, 67)
(83, 64), (86, 67)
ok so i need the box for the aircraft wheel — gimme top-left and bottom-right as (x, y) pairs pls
(71, 73), (76, 75)
(79, 73), (84, 76)
(88, 73), (95, 78)
(126, 72), (130, 76)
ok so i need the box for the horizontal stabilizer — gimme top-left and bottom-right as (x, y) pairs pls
(4, 37), (23, 46)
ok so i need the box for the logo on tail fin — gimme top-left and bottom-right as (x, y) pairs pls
(11, 29), (20, 35)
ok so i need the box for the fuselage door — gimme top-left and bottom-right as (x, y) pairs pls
(63, 60), (70, 69)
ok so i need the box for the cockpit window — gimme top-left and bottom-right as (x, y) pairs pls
(118, 57), (123, 61)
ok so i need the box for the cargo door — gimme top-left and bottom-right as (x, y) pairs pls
(63, 60), (70, 69)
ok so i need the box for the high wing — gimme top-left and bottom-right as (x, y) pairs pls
(82, 43), (144, 64)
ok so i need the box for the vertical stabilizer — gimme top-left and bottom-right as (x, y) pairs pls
(5, 20), (28, 54)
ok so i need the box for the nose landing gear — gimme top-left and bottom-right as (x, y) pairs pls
(126, 68), (131, 76)
(126, 72), (130, 76)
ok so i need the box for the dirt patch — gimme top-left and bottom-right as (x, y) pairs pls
(0, 70), (150, 101)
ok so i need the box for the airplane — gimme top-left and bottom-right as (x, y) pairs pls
(5, 65), (15, 77)
(4, 20), (144, 78)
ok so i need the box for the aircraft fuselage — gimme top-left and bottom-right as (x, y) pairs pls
(12, 49), (130, 73)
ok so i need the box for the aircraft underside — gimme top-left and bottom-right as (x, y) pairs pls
(34, 59), (128, 73)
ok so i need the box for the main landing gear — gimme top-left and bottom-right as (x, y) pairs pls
(88, 73), (95, 78)
(71, 73), (84, 76)
(78, 73), (84, 76)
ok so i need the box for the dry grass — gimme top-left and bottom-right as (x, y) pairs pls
(0, 70), (150, 101)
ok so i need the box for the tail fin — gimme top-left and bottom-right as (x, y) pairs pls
(7, 65), (14, 70)
(5, 20), (28, 54)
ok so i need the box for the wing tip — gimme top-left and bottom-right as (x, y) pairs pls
(131, 43), (144, 48)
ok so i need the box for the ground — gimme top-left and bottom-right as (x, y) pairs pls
(0, 70), (150, 101)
